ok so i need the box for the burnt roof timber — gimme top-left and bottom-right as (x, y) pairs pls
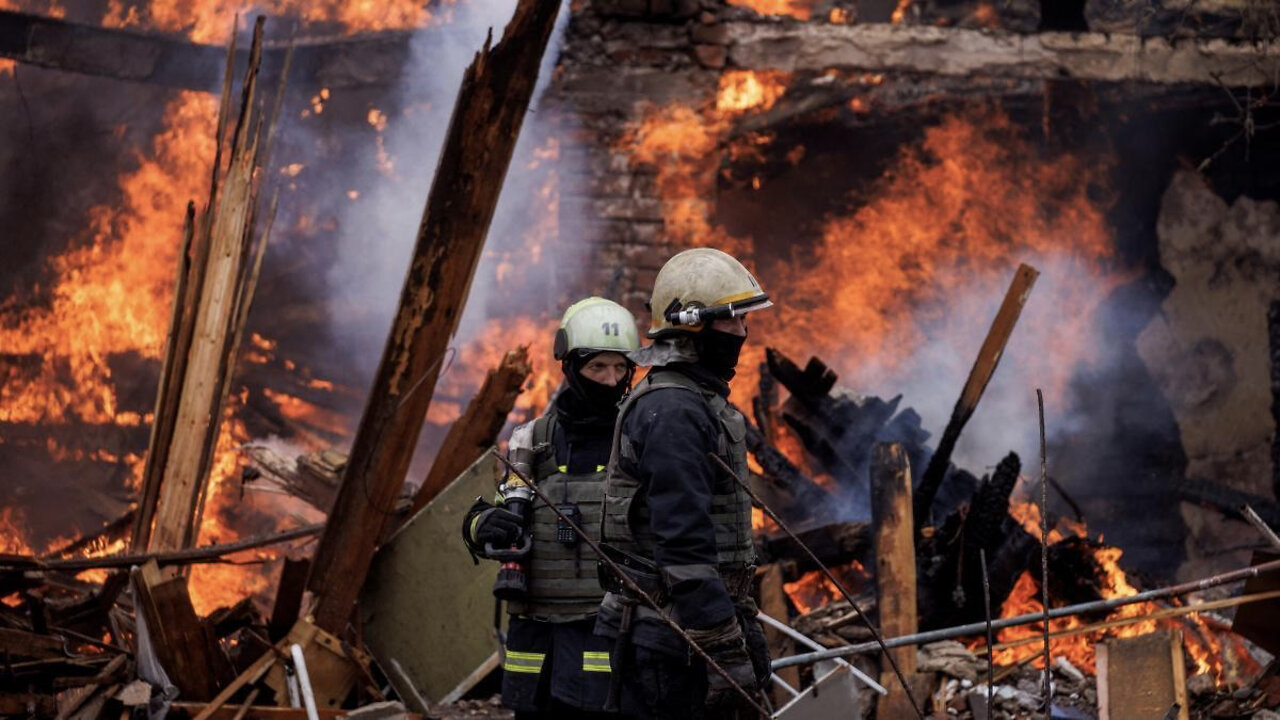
(0, 9), (412, 91)
(725, 21), (1280, 87)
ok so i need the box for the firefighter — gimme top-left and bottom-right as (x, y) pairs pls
(463, 297), (639, 719)
(595, 248), (774, 719)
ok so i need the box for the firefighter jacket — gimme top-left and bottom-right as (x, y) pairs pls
(599, 363), (755, 632)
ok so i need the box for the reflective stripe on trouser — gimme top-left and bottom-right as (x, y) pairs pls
(582, 650), (611, 673)
(504, 650), (546, 674)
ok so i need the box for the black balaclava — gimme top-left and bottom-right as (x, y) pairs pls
(562, 351), (633, 417)
(693, 328), (747, 381)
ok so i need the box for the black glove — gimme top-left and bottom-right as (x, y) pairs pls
(473, 506), (525, 549)
(688, 617), (757, 710)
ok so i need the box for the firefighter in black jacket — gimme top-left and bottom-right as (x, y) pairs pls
(596, 248), (774, 719)
(464, 297), (639, 719)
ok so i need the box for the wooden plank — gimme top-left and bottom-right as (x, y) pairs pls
(726, 22), (1280, 87)
(913, 264), (1039, 525)
(151, 19), (271, 551)
(192, 647), (278, 720)
(758, 563), (799, 705)
(1, 695), (57, 717)
(871, 442), (922, 720)
(268, 557), (312, 641)
(131, 561), (233, 701)
(1096, 630), (1189, 720)
(306, 0), (563, 634)
(409, 346), (531, 518)
(0, 626), (64, 658)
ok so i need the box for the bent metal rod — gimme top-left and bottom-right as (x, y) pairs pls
(771, 556), (1280, 670)
(489, 449), (770, 719)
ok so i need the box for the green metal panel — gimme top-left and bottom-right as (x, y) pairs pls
(360, 452), (501, 704)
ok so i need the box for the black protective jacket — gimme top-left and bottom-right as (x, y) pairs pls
(612, 362), (738, 631)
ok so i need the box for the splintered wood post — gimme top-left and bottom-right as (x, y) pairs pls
(1096, 630), (1189, 720)
(872, 443), (927, 720)
(306, 0), (562, 635)
(408, 346), (532, 519)
(913, 263), (1039, 526)
(133, 203), (199, 551)
(759, 563), (799, 704)
(150, 17), (273, 551)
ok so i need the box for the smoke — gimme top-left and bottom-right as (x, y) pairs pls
(322, 0), (575, 377)
(841, 252), (1130, 476)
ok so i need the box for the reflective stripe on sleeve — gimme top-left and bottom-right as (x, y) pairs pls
(503, 650), (545, 674)
(582, 650), (611, 673)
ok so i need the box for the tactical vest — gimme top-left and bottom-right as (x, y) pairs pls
(601, 369), (755, 580)
(507, 412), (609, 620)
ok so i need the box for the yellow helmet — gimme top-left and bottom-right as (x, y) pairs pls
(553, 297), (640, 360)
(647, 248), (772, 337)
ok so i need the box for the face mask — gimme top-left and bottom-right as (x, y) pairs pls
(575, 372), (628, 409)
(694, 328), (747, 380)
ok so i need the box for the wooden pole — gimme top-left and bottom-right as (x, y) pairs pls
(913, 263), (1039, 526)
(305, 0), (563, 634)
(871, 443), (925, 720)
(407, 346), (531, 519)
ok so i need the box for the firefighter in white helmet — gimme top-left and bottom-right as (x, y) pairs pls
(595, 248), (773, 719)
(464, 297), (639, 719)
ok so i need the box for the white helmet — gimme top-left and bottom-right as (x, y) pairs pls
(553, 297), (640, 360)
(647, 248), (772, 338)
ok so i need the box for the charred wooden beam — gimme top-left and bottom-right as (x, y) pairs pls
(0, 524), (322, 572)
(306, 0), (562, 635)
(914, 264), (1038, 527)
(726, 22), (1280, 87)
(0, 9), (410, 91)
(409, 346), (532, 518)
(760, 521), (869, 577)
(1178, 477), (1280, 528)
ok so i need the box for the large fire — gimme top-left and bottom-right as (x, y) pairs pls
(992, 496), (1256, 682)
(0, 1), (493, 616)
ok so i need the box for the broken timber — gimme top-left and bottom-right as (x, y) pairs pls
(144, 19), (278, 552)
(306, 0), (563, 634)
(1096, 630), (1189, 720)
(409, 346), (532, 518)
(726, 22), (1280, 87)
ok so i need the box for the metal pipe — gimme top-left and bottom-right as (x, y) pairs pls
(770, 673), (800, 698)
(290, 643), (320, 720)
(756, 612), (886, 695)
(772, 556), (1280, 670)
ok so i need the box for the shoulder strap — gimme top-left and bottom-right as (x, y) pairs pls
(608, 370), (707, 469)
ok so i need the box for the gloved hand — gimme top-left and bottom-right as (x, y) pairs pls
(688, 617), (757, 710)
(472, 506), (525, 548)
(741, 612), (772, 688)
